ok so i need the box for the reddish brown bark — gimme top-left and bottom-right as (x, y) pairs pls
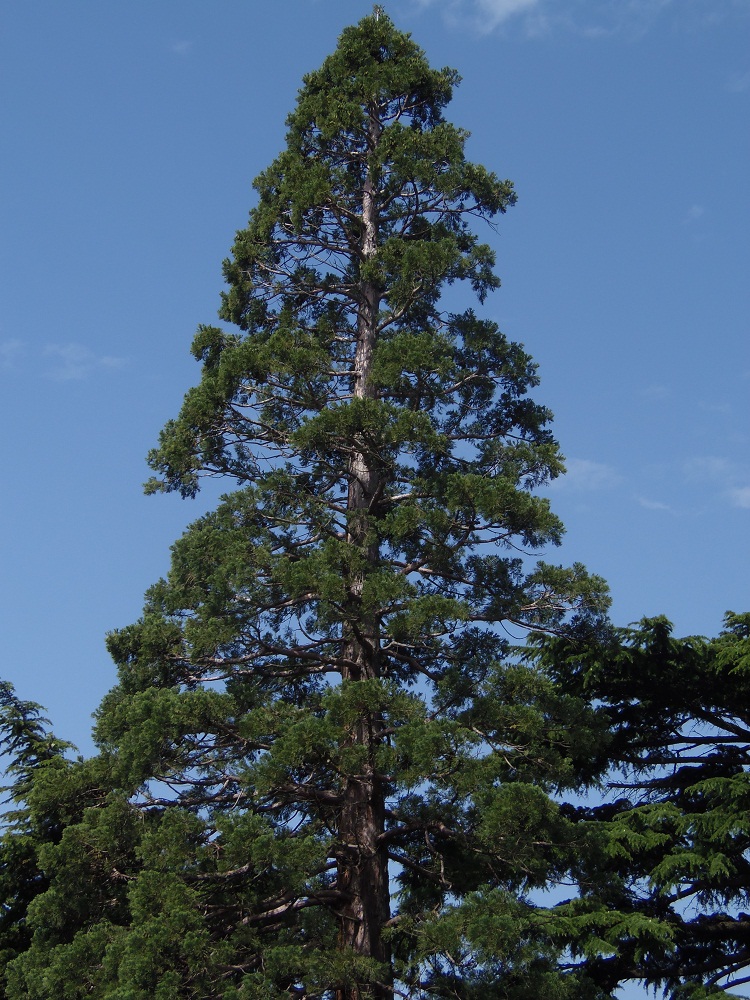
(334, 101), (393, 1000)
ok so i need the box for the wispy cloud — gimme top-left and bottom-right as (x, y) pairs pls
(683, 455), (750, 509)
(414, 0), (746, 38)
(684, 204), (706, 224)
(43, 343), (127, 381)
(637, 496), (671, 511)
(726, 70), (750, 93)
(550, 457), (623, 491)
(0, 339), (23, 370)
(474, 0), (541, 31)
(170, 40), (193, 56)
(413, 0), (544, 34)
(639, 383), (671, 400)
(729, 486), (750, 509)
(698, 399), (731, 414)
(683, 455), (734, 482)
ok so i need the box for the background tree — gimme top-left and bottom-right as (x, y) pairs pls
(0, 684), (139, 1000)
(0, 683), (71, 982)
(3, 12), (609, 999)
(531, 612), (750, 999)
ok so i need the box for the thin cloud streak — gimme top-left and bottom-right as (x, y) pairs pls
(43, 343), (127, 382)
(639, 383), (671, 400)
(413, 0), (746, 37)
(170, 40), (193, 56)
(475, 0), (540, 30)
(683, 455), (734, 483)
(684, 204), (706, 223)
(683, 456), (750, 509)
(726, 70), (750, 92)
(549, 457), (623, 492)
(729, 487), (750, 509)
(638, 496), (672, 511)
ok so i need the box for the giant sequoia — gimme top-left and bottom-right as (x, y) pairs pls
(2, 13), (611, 999)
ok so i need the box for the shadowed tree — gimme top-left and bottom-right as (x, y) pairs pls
(530, 612), (750, 999)
(0, 684), (66, 981)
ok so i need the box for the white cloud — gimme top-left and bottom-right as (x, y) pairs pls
(411, 0), (544, 33)
(43, 343), (126, 381)
(683, 455), (734, 482)
(639, 383), (671, 400)
(683, 456), (750, 509)
(727, 70), (750, 93)
(474, 0), (540, 30)
(550, 457), (622, 491)
(729, 486), (750, 509)
(414, 0), (747, 38)
(170, 40), (193, 56)
(684, 204), (705, 223)
(578, 0), (674, 36)
(637, 496), (671, 511)
(698, 399), (731, 414)
(0, 339), (23, 370)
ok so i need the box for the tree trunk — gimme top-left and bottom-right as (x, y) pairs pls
(335, 734), (391, 1000)
(335, 101), (392, 1000)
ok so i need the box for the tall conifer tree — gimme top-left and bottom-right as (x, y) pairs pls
(4, 12), (608, 999)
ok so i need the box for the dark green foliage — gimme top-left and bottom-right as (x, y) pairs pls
(529, 613), (750, 998)
(0, 682), (70, 982)
(3, 11), (621, 999)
